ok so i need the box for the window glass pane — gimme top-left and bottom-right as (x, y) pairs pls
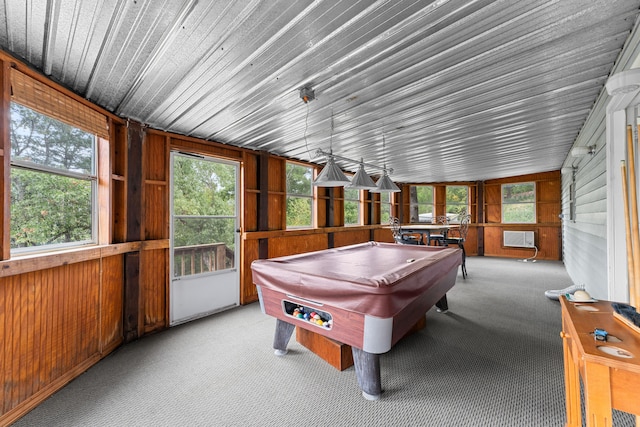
(173, 217), (236, 276)
(410, 185), (434, 222)
(286, 162), (313, 228)
(11, 103), (94, 174)
(380, 192), (391, 224)
(344, 187), (360, 225)
(286, 197), (312, 227)
(446, 185), (468, 222)
(502, 183), (536, 223)
(345, 201), (359, 225)
(502, 183), (535, 203)
(11, 169), (92, 249)
(173, 156), (236, 216)
(503, 203), (536, 223)
(10, 102), (96, 252)
(286, 163), (312, 196)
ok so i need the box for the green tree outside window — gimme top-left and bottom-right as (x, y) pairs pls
(10, 102), (95, 251)
(286, 162), (313, 228)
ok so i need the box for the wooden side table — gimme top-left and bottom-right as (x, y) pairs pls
(560, 296), (640, 426)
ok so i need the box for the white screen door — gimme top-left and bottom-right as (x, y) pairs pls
(170, 152), (240, 326)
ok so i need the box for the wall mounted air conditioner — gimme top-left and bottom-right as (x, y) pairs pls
(503, 231), (535, 248)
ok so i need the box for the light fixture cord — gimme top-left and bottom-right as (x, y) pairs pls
(329, 109), (334, 154)
(304, 101), (312, 161)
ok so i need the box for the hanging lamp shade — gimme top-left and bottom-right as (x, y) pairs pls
(347, 161), (377, 190)
(370, 170), (401, 193)
(313, 155), (351, 187)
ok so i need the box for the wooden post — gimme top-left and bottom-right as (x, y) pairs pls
(628, 125), (640, 311)
(621, 161), (636, 308)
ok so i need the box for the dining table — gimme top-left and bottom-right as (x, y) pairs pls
(398, 223), (457, 245)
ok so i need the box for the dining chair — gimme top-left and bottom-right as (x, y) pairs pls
(428, 215), (449, 246)
(443, 213), (470, 278)
(389, 217), (421, 245)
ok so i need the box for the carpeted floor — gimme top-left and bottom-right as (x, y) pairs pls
(11, 256), (636, 426)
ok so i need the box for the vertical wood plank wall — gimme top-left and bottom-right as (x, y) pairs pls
(0, 49), (561, 425)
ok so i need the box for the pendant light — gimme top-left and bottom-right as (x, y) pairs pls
(313, 152), (351, 187)
(347, 158), (378, 190)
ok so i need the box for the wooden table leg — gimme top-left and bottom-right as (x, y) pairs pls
(562, 335), (581, 427)
(583, 362), (613, 427)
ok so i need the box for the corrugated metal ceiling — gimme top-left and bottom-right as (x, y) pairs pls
(1, 0), (638, 183)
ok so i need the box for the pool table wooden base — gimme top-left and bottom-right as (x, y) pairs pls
(274, 296), (449, 400)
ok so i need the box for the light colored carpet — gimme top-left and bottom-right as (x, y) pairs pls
(11, 256), (636, 426)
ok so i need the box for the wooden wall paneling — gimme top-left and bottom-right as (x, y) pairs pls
(243, 152), (259, 232)
(536, 226), (562, 260)
(100, 255), (124, 353)
(484, 184), (501, 223)
(0, 60), (10, 259)
(145, 133), (167, 181)
(434, 185), (445, 216)
(484, 227), (505, 256)
(244, 192), (258, 232)
(144, 183), (167, 240)
(268, 194), (284, 230)
(259, 151), (270, 231)
(317, 188), (328, 227)
(0, 260), (105, 423)
(333, 229), (370, 247)
(482, 226), (560, 260)
(123, 252), (140, 343)
(373, 228), (394, 243)
(268, 234), (328, 258)
(140, 248), (167, 333)
(244, 152), (258, 189)
(538, 179), (561, 202)
(241, 238), (259, 305)
(142, 134), (168, 241)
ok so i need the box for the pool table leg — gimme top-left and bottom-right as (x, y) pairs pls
(273, 319), (295, 356)
(435, 295), (448, 313)
(351, 347), (382, 400)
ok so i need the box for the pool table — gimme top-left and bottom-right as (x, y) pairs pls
(251, 241), (462, 400)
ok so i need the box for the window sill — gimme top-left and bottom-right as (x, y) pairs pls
(0, 242), (143, 278)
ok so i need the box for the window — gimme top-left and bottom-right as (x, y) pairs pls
(502, 182), (536, 223)
(446, 185), (469, 222)
(286, 162), (314, 228)
(10, 102), (96, 252)
(344, 187), (360, 225)
(409, 185), (434, 222)
(379, 192), (392, 224)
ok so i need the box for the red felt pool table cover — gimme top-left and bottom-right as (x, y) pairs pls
(251, 242), (462, 319)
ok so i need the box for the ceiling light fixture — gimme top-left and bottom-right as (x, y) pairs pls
(313, 152), (351, 187)
(348, 159), (378, 190)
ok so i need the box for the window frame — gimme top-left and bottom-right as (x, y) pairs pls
(9, 101), (98, 255)
(501, 182), (536, 224)
(343, 185), (361, 226)
(379, 191), (392, 225)
(445, 185), (469, 223)
(285, 161), (315, 229)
